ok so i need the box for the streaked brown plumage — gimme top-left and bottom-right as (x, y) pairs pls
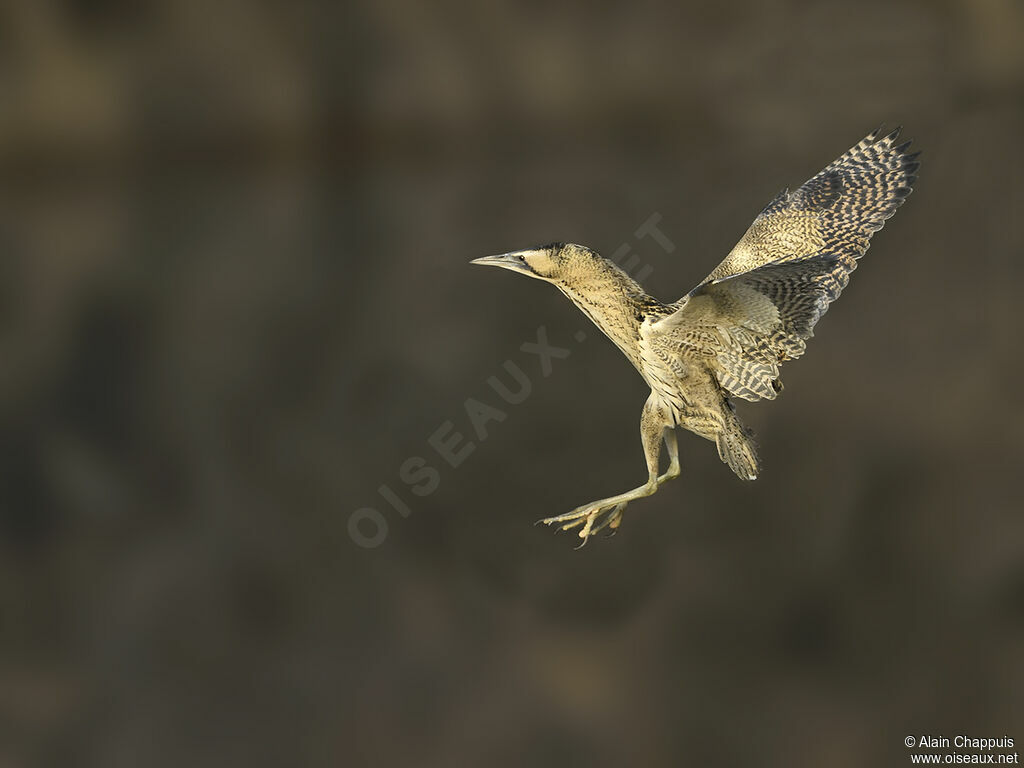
(472, 126), (920, 544)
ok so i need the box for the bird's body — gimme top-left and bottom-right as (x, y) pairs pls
(472, 127), (919, 544)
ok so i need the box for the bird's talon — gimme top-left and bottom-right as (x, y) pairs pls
(541, 499), (628, 544)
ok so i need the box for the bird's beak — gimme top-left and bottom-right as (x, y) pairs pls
(470, 250), (538, 276)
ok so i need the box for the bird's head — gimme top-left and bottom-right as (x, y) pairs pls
(470, 242), (597, 285)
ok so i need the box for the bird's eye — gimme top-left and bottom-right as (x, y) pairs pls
(518, 254), (525, 262)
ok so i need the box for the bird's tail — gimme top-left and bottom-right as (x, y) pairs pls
(716, 405), (760, 481)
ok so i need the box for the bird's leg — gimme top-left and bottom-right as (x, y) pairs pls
(589, 429), (680, 536)
(540, 396), (669, 544)
(656, 427), (680, 487)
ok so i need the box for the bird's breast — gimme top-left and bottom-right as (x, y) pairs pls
(638, 324), (692, 423)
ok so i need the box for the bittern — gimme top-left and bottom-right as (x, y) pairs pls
(472, 127), (919, 544)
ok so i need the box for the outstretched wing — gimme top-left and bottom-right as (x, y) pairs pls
(702, 126), (919, 293)
(656, 127), (919, 401)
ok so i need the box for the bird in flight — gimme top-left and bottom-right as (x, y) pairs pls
(472, 127), (919, 545)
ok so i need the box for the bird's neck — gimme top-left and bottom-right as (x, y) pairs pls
(556, 269), (659, 370)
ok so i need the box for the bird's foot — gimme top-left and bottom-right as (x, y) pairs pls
(539, 502), (627, 547)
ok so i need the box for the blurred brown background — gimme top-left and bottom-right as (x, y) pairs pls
(2, 0), (1023, 766)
